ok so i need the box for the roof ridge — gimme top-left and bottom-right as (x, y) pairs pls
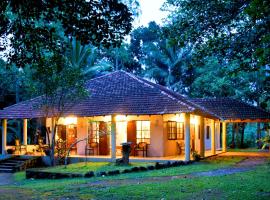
(85, 70), (121, 84)
(123, 71), (195, 111)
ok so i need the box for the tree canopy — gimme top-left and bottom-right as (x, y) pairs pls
(0, 0), (133, 67)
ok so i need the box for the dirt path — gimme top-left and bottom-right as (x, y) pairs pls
(82, 156), (268, 187)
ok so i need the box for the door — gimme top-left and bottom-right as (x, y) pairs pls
(127, 121), (137, 155)
(99, 121), (109, 155)
(57, 125), (67, 141)
(66, 126), (77, 153)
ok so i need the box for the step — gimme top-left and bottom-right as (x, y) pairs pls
(0, 164), (19, 169)
(5, 160), (25, 163)
(0, 168), (14, 173)
(0, 162), (19, 166)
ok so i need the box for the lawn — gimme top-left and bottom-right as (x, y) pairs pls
(228, 148), (266, 152)
(1, 156), (269, 200)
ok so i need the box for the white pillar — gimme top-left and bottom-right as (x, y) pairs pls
(2, 119), (7, 155)
(23, 119), (28, 145)
(199, 116), (205, 157)
(211, 120), (216, 155)
(111, 115), (117, 160)
(216, 122), (221, 149)
(222, 122), (227, 152)
(185, 113), (191, 161)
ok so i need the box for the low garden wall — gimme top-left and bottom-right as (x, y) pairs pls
(26, 160), (194, 179)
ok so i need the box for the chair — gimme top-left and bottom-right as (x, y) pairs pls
(134, 142), (148, 157)
(86, 142), (99, 155)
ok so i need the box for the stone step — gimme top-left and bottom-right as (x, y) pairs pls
(0, 162), (19, 166)
(5, 160), (25, 163)
(0, 164), (19, 168)
(0, 167), (14, 173)
(0, 156), (40, 173)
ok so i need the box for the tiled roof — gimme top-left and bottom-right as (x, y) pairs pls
(190, 98), (270, 121)
(0, 71), (196, 119)
(0, 71), (269, 121)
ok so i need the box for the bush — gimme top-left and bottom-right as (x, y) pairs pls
(84, 171), (94, 178)
(192, 151), (201, 161)
(147, 165), (155, 170)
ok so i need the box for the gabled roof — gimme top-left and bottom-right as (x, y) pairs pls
(190, 98), (270, 122)
(0, 71), (196, 119)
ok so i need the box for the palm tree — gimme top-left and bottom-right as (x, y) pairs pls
(68, 38), (111, 78)
(143, 39), (192, 92)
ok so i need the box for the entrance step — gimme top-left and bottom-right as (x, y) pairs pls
(0, 156), (42, 173)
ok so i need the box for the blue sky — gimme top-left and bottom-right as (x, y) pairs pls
(136, 0), (168, 27)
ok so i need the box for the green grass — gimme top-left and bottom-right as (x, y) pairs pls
(3, 156), (270, 200)
(36, 162), (154, 174)
(227, 148), (265, 152)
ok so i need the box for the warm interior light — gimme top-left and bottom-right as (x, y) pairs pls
(115, 115), (127, 121)
(103, 115), (111, 122)
(190, 116), (197, 125)
(175, 114), (184, 122)
(59, 117), (77, 125)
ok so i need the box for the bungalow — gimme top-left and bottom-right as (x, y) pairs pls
(1, 71), (270, 161)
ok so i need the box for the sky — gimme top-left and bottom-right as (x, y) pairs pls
(136, 0), (168, 27)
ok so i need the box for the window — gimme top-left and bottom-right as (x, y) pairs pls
(88, 122), (99, 143)
(206, 126), (210, 139)
(136, 121), (150, 144)
(168, 121), (184, 140)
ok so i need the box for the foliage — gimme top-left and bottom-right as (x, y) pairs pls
(130, 22), (193, 93)
(257, 135), (270, 151)
(163, 0), (270, 105)
(0, 0), (133, 67)
(55, 139), (67, 165)
(192, 151), (201, 161)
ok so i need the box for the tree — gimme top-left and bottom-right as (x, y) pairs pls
(0, 0), (133, 67)
(130, 22), (193, 93)
(163, 0), (270, 105)
(0, 1), (134, 165)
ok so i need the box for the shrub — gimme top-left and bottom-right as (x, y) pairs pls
(85, 171), (94, 178)
(192, 151), (201, 161)
(147, 165), (155, 170)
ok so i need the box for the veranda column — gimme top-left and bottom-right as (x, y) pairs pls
(222, 122), (227, 152)
(2, 119), (7, 155)
(185, 113), (191, 161)
(111, 115), (117, 160)
(23, 119), (28, 145)
(211, 120), (216, 155)
(199, 116), (205, 157)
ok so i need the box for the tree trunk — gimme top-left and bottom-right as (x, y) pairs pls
(50, 118), (56, 166)
(239, 123), (246, 148)
(231, 123), (237, 148)
(256, 123), (262, 148)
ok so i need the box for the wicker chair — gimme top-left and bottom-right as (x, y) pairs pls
(86, 142), (99, 155)
(134, 142), (148, 157)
